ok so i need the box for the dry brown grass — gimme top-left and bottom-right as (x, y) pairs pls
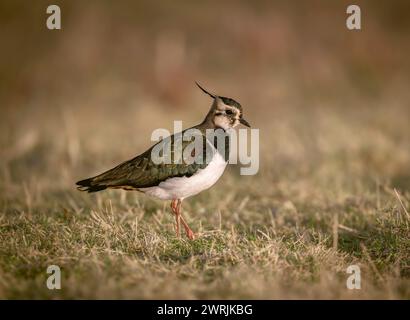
(0, 1), (409, 299)
(1, 102), (409, 299)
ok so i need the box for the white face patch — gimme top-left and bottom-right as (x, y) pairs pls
(213, 115), (232, 129)
(213, 100), (241, 129)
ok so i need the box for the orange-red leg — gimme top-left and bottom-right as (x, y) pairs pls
(170, 199), (195, 240)
(176, 200), (195, 240)
(170, 200), (180, 237)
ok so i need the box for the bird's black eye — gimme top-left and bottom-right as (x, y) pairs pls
(226, 110), (233, 115)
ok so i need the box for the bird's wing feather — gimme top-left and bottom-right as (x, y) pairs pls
(76, 130), (229, 192)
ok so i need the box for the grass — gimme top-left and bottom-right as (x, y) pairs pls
(0, 0), (409, 300)
(0, 104), (409, 299)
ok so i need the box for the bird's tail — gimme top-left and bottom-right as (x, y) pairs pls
(76, 177), (108, 193)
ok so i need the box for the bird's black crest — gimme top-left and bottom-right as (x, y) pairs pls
(196, 82), (242, 111)
(195, 81), (215, 99)
(220, 96), (242, 111)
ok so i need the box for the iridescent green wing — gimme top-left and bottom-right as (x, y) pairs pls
(88, 131), (211, 189)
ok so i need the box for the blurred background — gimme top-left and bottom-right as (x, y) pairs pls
(1, 0), (409, 190)
(0, 0), (410, 299)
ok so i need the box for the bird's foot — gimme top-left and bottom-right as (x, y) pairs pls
(185, 228), (195, 240)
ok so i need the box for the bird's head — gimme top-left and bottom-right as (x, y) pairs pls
(196, 82), (251, 130)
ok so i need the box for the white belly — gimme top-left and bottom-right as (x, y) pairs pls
(140, 151), (227, 200)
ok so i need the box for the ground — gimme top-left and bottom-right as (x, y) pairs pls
(0, 1), (409, 299)
(1, 103), (409, 299)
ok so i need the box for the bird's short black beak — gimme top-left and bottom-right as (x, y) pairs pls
(240, 118), (251, 127)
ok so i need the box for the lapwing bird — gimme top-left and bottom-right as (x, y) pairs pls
(76, 83), (250, 240)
